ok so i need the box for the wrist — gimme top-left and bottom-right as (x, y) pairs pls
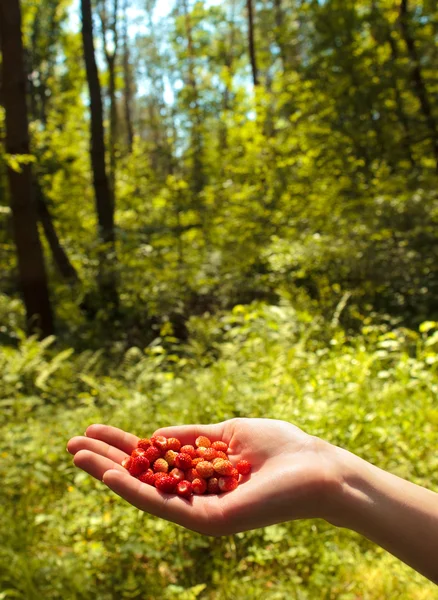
(319, 441), (375, 531)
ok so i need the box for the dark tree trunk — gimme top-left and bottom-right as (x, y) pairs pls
(122, 0), (134, 153)
(99, 0), (119, 209)
(81, 0), (118, 309)
(0, 0), (54, 338)
(399, 0), (438, 170)
(246, 0), (259, 87)
(35, 183), (79, 282)
(181, 0), (205, 194)
(108, 52), (117, 205)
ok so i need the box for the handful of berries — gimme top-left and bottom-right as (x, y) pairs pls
(122, 434), (251, 498)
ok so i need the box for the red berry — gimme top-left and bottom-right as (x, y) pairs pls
(195, 436), (211, 448)
(192, 457), (204, 467)
(230, 467), (239, 479)
(155, 475), (178, 494)
(154, 472), (167, 484)
(175, 453), (193, 470)
(196, 447), (217, 461)
(215, 451), (228, 460)
(180, 445), (197, 458)
(144, 446), (161, 464)
(167, 437), (182, 452)
(169, 468), (185, 482)
(138, 469), (155, 485)
(129, 455), (150, 476)
(177, 480), (193, 498)
(192, 478), (207, 494)
(236, 460), (252, 476)
(207, 477), (220, 494)
(121, 457), (131, 470)
(218, 476), (238, 493)
(164, 450), (178, 467)
(211, 441), (228, 453)
(196, 461), (215, 479)
(212, 458), (234, 476)
(185, 468), (199, 482)
(137, 438), (152, 450)
(151, 435), (168, 452)
(131, 448), (147, 458)
(153, 458), (169, 473)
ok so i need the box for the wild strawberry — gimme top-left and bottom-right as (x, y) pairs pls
(131, 448), (147, 458)
(137, 438), (152, 450)
(192, 457), (204, 467)
(185, 468), (199, 482)
(129, 455), (150, 476)
(164, 450), (178, 467)
(169, 468), (185, 482)
(167, 437), (182, 452)
(196, 447), (217, 461)
(144, 446), (161, 464)
(151, 435), (168, 452)
(153, 458), (169, 473)
(175, 453), (193, 470)
(177, 480), (193, 499)
(138, 469), (155, 486)
(196, 461), (214, 479)
(155, 475), (178, 494)
(211, 441), (228, 453)
(218, 476), (238, 493)
(207, 477), (220, 494)
(192, 477), (207, 495)
(236, 460), (252, 476)
(121, 457), (131, 470)
(180, 445), (197, 458)
(212, 458), (234, 476)
(154, 472), (167, 483)
(195, 436), (211, 448)
(215, 451), (228, 460)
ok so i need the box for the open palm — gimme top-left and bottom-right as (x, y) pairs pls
(67, 418), (339, 535)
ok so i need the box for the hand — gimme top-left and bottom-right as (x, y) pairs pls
(67, 418), (341, 536)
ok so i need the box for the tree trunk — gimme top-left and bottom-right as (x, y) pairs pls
(108, 52), (117, 206)
(0, 0), (54, 338)
(246, 0), (259, 87)
(399, 0), (438, 170)
(81, 0), (118, 309)
(181, 0), (205, 194)
(122, 0), (134, 153)
(35, 182), (79, 282)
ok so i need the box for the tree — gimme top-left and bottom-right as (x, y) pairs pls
(81, 0), (119, 309)
(122, 0), (134, 153)
(98, 0), (119, 202)
(0, 0), (54, 337)
(399, 0), (438, 170)
(27, 1), (79, 282)
(246, 0), (258, 86)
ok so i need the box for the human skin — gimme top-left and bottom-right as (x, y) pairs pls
(67, 418), (438, 584)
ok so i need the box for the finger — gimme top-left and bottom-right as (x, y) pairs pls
(153, 422), (227, 446)
(67, 436), (128, 464)
(102, 469), (208, 532)
(73, 449), (126, 481)
(84, 424), (139, 454)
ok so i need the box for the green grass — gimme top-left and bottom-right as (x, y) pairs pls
(1, 302), (437, 599)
